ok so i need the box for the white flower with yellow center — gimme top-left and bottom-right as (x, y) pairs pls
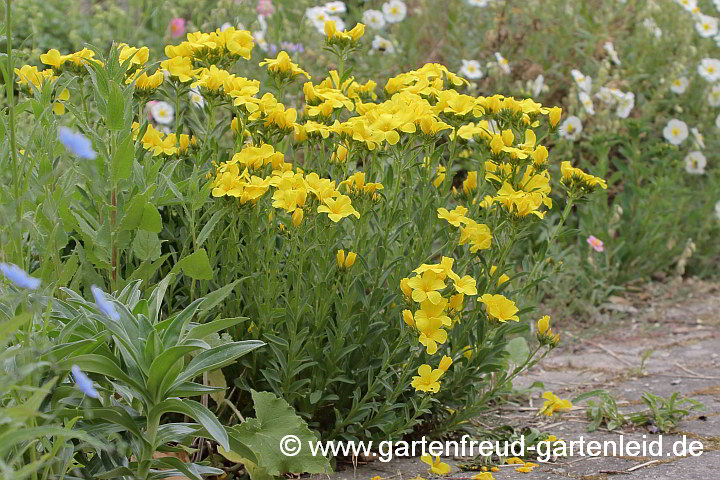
(579, 91), (595, 115)
(709, 84), (720, 107)
(150, 101), (174, 125)
(616, 92), (635, 119)
(189, 87), (205, 108)
(670, 76), (689, 94)
(306, 6), (330, 29)
(363, 9), (386, 29)
(382, 0), (407, 23)
(677, 0), (697, 12)
(324, 1), (347, 14)
(698, 58), (720, 82)
(495, 52), (510, 74)
(571, 69), (592, 93)
(371, 35), (395, 53)
(460, 59), (483, 79)
(559, 116), (583, 141)
(684, 151), (706, 174)
(695, 14), (719, 37)
(662, 118), (689, 145)
(604, 42), (621, 65)
(596, 87), (616, 104)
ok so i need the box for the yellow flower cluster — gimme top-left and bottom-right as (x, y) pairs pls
(538, 391), (573, 416)
(437, 205), (493, 253)
(400, 257), (477, 361)
(13, 65), (69, 115)
(211, 143), (364, 226)
(324, 20), (365, 45)
(536, 315), (560, 346)
(336, 250), (357, 269)
(40, 47), (101, 72)
(560, 161), (608, 194)
(135, 123), (197, 157)
(411, 355), (452, 393)
(165, 27), (254, 64)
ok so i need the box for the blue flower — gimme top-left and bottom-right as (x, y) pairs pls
(71, 365), (100, 398)
(0, 263), (41, 290)
(58, 126), (97, 159)
(91, 285), (120, 321)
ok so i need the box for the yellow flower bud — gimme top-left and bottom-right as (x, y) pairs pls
(438, 355), (453, 372)
(549, 106), (562, 128)
(490, 135), (505, 155)
(533, 145), (549, 166)
(400, 277), (412, 297)
(502, 129), (514, 147)
(292, 208), (304, 226)
(345, 251), (357, 268)
(403, 309), (414, 326)
(336, 249), (345, 268)
(537, 315), (550, 335)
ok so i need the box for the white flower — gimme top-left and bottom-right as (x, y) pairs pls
(604, 42), (621, 65)
(306, 6), (330, 29)
(677, 0), (697, 12)
(220, 22), (233, 32)
(670, 76), (689, 94)
(579, 91), (595, 115)
(468, 0), (490, 6)
(596, 87), (616, 104)
(189, 87), (204, 108)
(709, 84), (720, 107)
(382, 0), (407, 23)
(571, 69), (592, 93)
(460, 59), (483, 79)
(324, 1), (347, 14)
(363, 9), (386, 29)
(714, 0), (720, 12)
(697, 58), (720, 82)
(715, 200), (720, 220)
(691, 127), (705, 149)
(643, 18), (662, 38)
(684, 151), (706, 174)
(257, 14), (268, 33)
(662, 118), (689, 145)
(495, 52), (510, 74)
(371, 35), (395, 53)
(717, 112), (720, 128)
(695, 14), (719, 37)
(532, 74), (545, 97)
(253, 30), (269, 51)
(150, 101), (174, 125)
(616, 92), (635, 118)
(559, 116), (583, 141)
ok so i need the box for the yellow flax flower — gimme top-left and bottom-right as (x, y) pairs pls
(259, 51), (311, 79)
(420, 455), (451, 475)
(411, 364), (443, 393)
(317, 195), (360, 222)
(437, 206), (469, 227)
(479, 294), (519, 322)
(407, 271), (445, 304)
(538, 392), (572, 416)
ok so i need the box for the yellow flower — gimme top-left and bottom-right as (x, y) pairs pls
(415, 315), (447, 354)
(437, 206), (469, 227)
(317, 195), (360, 222)
(259, 51), (311, 79)
(161, 56), (195, 82)
(506, 457), (524, 464)
(532, 145), (549, 166)
(420, 455), (451, 475)
(403, 309), (415, 327)
(458, 220), (492, 252)
(538, 391), (572, 416)
(336, 249), (357, 269)
(438, 355), (452, 372)
(560, 161), (607, 191)
(489, 265), (510, 285)
(433, 166), (446, 188)
(472, 473), (495, 480)
(411, 364), (443, 393)
(536, 315), (550, 335)
(407, 271), (445, 304)
(479, 294), (519, 322)
(40, 49), (68, 69)
(400, 278), (413, 298)
(292, 208), (304, 226)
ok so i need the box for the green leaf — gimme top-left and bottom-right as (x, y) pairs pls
(107, 82), (125, 130)
(151, 457), (223, 480)
(56, 354), (149, 403)
(185, 316), (246, 342)
(506, 337), (530, 365)
(133, 231), (162, 261)
(230, 390), (331, 476)
(174, 341), (264, 386)
(149, 399), (229, 450)
(163, 298), (205, 347)
(147, 344), (204, 400)
(196, 206), (228, 247)
(207, 369), (227, 406)
(139, 203), (163, 233)
(176, 249), (213, 280)
(112, 132), (134, 181)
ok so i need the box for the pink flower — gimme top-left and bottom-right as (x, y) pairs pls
(256, 0), (275, 16)
(170, 18), (186, 38)
(587, 235), (604, 253)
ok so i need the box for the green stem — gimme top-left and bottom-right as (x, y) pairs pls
(6, 0), (22, 264)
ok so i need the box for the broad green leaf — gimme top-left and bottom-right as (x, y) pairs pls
(230, 390), (331, 475)
(107, 82), (125, 130)
(148, 273), (174, 324)
(163, 298), (205, 347)
(148, 399), (228, 450)
(112, 132), (134, 181)
(177, 249), (213, 280)
(133, 230), (162, 261)
(185, 316), (247, 342)
(147, 344), (204, 400)
(174, 341), (264, 385)
(56, 354), (149, 403)
(506, 337), (530, 365)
